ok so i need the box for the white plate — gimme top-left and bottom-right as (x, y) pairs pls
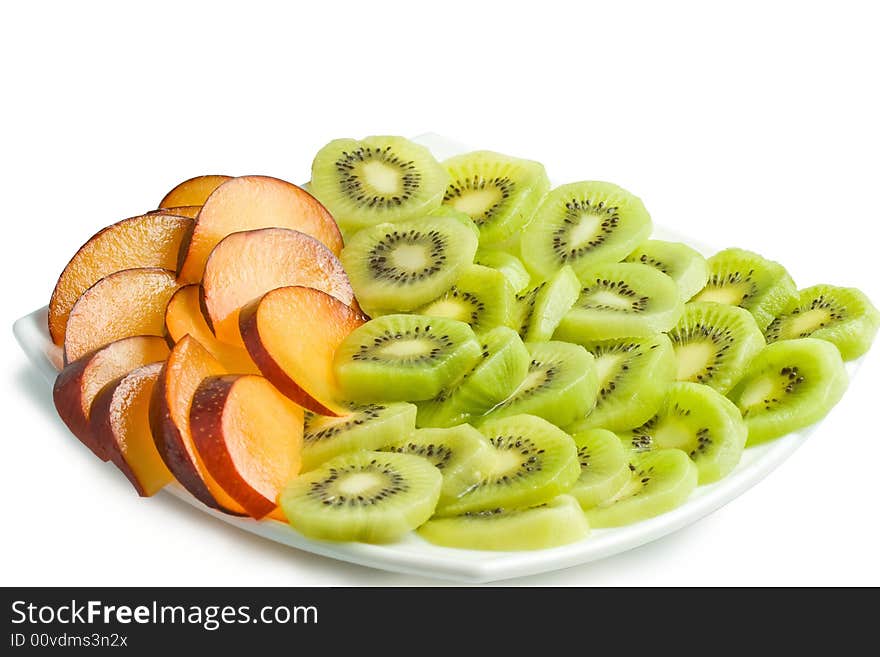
(12, 135), (863, 583)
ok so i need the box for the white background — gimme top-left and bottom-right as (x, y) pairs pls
(2, 1), (878, 586)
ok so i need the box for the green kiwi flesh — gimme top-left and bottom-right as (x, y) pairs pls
(570, 429), (631, 510)
(479, 340), (598, 429)
(416, 264), (514, 333)
(553, 263), (683, 341)
(474, 249), (532, 294)
(512, 265), (580, 341)
(418, 495), (588, 551)
(442, 150), (550, 246)
(416, 326), (530, 428)
(620, 382), (748, 484)
(310, 135), (449, 233)
(379, 424), (495, 506)
(567, 334), (675, 433)
(279, 451), (442, 543)
(764, 285), (880, 360)
(521, 180), (652, 281)
(585, 449), (698, 528)
(667, 301), (765, 394)
(727, 338), (848, 445)
(333, 314), (482, 402)
(436, 414), (580, 516)
(340, 208), (479, 314)
(301, 402), (417, 471)
(691, 248), (797, 331)
(624, 239), (710, 301)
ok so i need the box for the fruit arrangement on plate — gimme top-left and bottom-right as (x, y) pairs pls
(48, 135), (879, 551)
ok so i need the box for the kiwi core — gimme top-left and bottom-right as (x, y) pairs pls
(695, 284), (749, 306)
(492, 449), (528, 478)
(568, 213), (602, 248)
(674, 342), (716, 381)
(604, 474), (646, 505)
(360, 161), (402, 195)
(788, 308), (831, 336)
(450, 187), (503, 219)
(421, 299), (469, 322)
(389, 244), (429, 271)
(737, 366), (805, 414)
(485, 435), (544, 483)
(737, 376), (778, 412)
(309, 463), (408, 506)
(583, 289), (635, 311)
(651, 419), (696, 451)
(379, 339), (433, 359)
(516, 368), (551, 396)
(337, 472), (385, 496)
(595, 353), (625, 392)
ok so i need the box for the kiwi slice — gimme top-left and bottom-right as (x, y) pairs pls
(334, 314), (482, 402)
(436, 414), (580, 516)
(480, 341), (598, 429)
(520, 181), (652, 281)
(416, 264), (514, 334)
(416, 326), (530, 428)
(728, 338), (848, 445)
(341, 208), (479, 314)
(512, 265), (580, 341)
(554, 263), (683, 342)
(301, 402), (417, 471)
(474, 248), (531, 294)
(567, 334), (676, 433)
(380, 424), (495, 507)
(585, 449), (698, 528)
(419, 495), (588, 551)
(624, 239), (709, 301)
(441, 151), (550, 247)
(667, 301), (766, 394)
(310, 135), (449, 233)
(279, 450), (441, 543)
(764, 285), (880, 361)
(570, 429), (631, 510)
(691, 248), (797, 331)
(619, 382), (748, 484)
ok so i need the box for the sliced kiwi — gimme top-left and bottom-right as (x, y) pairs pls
(415, 264), (513, 334)
(479, 341), (598, 428)
(419, 495), (588, 551)
(570, 429), (631, 510)
(585, 449), (698, 528)
(416, 326), (530, 428)
(441, 150), (550, 247)
(521, 181), (652, 281)
(436, 414), (580, 516)
(624, 239), (709, 301)
(764, 285), (880, 361)
(554, 263), (683, 342)
(334, 314), (482, 402)
(341, 208), (479, 314)
(474, 248), (531, 294)
(667, 301), (766, 394)
(728, 338), (848, 445)
(310, 135), (449, 233)
(691, 248), (797, 331)
(380, 424), (495, 507)
(512, 265), (580, 341)
(619, 382), (748, 484)
(279, 450), (441, 543)
(567, 334), (676, 433)
(301, 402), (417, 471)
